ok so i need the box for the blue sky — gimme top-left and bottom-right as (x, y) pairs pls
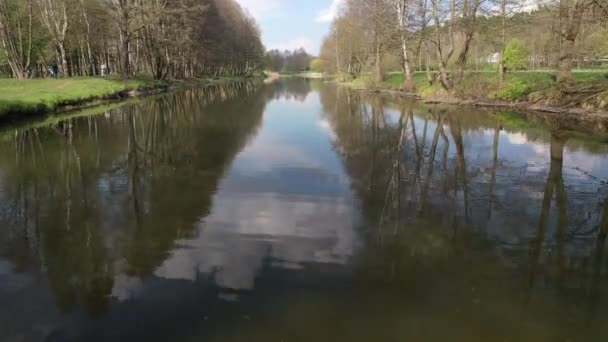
(236, 0), (344, 55)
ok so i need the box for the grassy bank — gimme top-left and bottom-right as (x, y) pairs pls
(343, 71), (608, 109)
(0, 76), (254, 120)
(0, 77), (168, 118)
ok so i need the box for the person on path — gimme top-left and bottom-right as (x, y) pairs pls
(47, 64), (58, 78)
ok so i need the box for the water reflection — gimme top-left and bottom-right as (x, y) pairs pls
(0, 82), (269, 339)
(1, 80), (608, 341)
(319, 84), (608, 340)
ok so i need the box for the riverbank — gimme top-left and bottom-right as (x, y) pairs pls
(338, 71), (608, 131)
(279, 72), (325, 79)
(0, 76), (259, 122)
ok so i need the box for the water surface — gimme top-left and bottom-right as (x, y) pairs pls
(2, 79), (608, 341)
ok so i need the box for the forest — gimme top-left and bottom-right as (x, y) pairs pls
(318, 0), (608, 106)
(0, 0), (265, 80)
(264, 48), (316, 74)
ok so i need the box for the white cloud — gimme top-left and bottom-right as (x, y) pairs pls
(268, 37), (316, 53)
(235, 0), (281, 19)
(316, 0), (345, 23)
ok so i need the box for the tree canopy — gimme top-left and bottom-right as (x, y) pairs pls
(318, 0), (608, 87)
(0, 0), (265, 79)
(264, 48), (315, 74)
(503, 38), (529, 70)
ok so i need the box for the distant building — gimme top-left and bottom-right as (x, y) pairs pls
(486, 52), (501, 64)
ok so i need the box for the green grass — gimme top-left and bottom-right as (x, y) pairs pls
(0, 76), (171, 118)
(0, 75), (262, 119)
(343, 70), (608, 102)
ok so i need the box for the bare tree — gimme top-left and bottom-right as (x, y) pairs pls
(431, 0), (456, 89)
(557, 0), (594, 85)
(105, 0), (136, 78)
(454, 0), (483, 81)
(394, 0), (416, 90)
(0, 0), (34, 78)
(37, 0), (70, 75)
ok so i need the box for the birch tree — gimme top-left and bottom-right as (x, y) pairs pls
(394, 0), (416, 90)
(37, 0), (70, 75)
(0, 0), (34, 78)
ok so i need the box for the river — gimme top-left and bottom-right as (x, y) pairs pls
(1, 79), (608, 341)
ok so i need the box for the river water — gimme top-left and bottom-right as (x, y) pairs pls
(1, 79), (608, 341)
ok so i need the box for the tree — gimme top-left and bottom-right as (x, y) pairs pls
(0, 0), (265, 79)
(264, 48), (314, 73)
(105, 0), (137, 78)
(557, 0), (594, 85)
(431, 0), (456, 89)
(0, 0), (34, 78)
(454, 0), (483, 81)
(495, 0), (527, 81)
(393, 0), (416, 90)
(310, 58), (324, 72)
(503, 38), (528, 70)
(37, 0), (70, 76)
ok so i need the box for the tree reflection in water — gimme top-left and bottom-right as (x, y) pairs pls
(318, 83), (608, 340)
(0, 81), (266, 317)
(1, 80), (608, 341)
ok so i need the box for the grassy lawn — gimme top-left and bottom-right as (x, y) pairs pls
(0, 77), (172, 118)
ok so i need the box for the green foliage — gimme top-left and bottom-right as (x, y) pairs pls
(495, 79), (531, 101)
(503, 39), (529, 70)
(418, 84), (445, 98)
(310, 59), (324, 73)
(341, 71), (608, 105)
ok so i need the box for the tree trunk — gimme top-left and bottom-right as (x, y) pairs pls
(79, 0), (95, 75)
(120, 29), (130, 78)
(432, 0), (455, 89)
(498, 0), (506, 82)
(374, 41), (383, 84)
(397, 0), (414, 91)
(400, 38), (414, 90)
(455, 31), (474, 80)
(0, 0), (34, 79)
(557, 0), (590, 85)
(455, 0), (479, 81)
(558, 37), (576, 85)
(425, 42), (433, 84)
(58, 42), (68, 76)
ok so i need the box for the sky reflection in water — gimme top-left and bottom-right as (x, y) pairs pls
(1, 79), (608, 341)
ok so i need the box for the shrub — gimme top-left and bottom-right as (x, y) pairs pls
(310, 59), (324, 73)
(418, 84), (447, 98)
(495, 79), (532, 101)
(504, 39), (529, 70)
(454, 74), (499, 100)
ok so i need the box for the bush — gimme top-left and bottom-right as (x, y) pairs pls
(454, 74), (499, 100)
(418, 83), (447, 98)
(495, 79), (532, 101)
(310, 59), (324, 73)
(504, 39), (529, 70)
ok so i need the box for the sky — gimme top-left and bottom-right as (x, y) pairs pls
(235, 0), (345, 55)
